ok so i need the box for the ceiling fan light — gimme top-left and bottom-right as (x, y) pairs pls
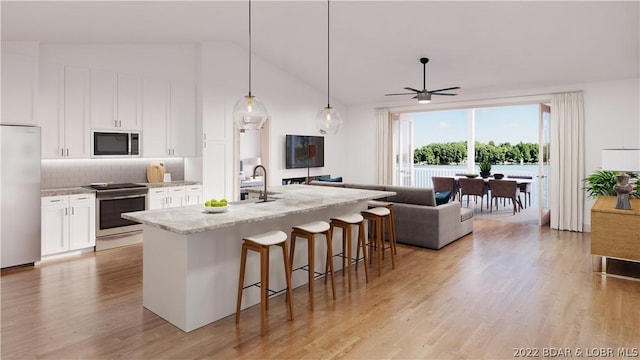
(315, 106), (342, 135)
(417, 92), (431, 104)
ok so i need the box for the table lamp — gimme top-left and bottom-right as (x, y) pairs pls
(601, 149), (640, 210)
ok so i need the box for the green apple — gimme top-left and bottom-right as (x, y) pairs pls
(205, 200), (212, 207)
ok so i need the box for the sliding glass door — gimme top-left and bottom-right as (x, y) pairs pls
(392, 114), (414, 186)
(538, 104), (551, 225)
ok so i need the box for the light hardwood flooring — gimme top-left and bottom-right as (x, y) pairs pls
(2, 220), (639, 359)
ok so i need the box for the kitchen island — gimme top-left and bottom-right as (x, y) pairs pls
(123, 184), (393, 332)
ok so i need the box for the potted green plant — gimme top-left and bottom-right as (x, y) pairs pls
(583, 170), (639, 199)
(479, 159), (492, 179)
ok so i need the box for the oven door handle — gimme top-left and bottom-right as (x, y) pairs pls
(99, 194), (147, 200)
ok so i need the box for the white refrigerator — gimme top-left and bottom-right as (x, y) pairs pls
(1, 124), (41, 268)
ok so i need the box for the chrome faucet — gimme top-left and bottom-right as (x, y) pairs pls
(252, 165), (271, 202)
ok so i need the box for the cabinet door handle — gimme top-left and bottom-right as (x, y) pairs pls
(61, 148), (64, 156)
(115, 120), (118, 128)
(71, 207), (75, 215)
(64, 208), (68, 216)
(119, 120), (122, 128)
(66, 148), (69, 157)
(50, 199), (63, 203)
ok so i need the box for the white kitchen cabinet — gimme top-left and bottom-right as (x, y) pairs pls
(142, 79), (196, 157)
(40, 63), (91, 158)
(68, 194), (96, 251)
(90, 69), (141, 130)
(1, 52), (37, 125)
(147, 185), (201, 210)
(41, 196), (69, 256)
(169, 81), (196, 157)
(166, 187), (186, 208)
(141, 78), (170, 157)
(185, 185), (203, 206)
(41, 194), (96, 256)
(146, 188), (168, 210)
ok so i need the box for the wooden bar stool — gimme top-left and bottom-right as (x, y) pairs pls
(236, 230), (293, 336)
(290, 221), (335, 310)
(362, 207), (396, 276)
(328, 213), (368, 292)
(368, 200), (397, 255)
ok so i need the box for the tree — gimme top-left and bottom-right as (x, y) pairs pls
(415, 140), (539, 165)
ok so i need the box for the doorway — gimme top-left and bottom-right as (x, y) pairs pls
(233, 118), (270, 201)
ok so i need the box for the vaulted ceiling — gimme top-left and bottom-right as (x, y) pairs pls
(2, 1), (638, 106)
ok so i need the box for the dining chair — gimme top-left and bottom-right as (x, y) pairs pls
(507, 175), (533, 208)
(432, 176), (457, 202)
(458, 178), (489, 212)
(488, 179), (523, 215)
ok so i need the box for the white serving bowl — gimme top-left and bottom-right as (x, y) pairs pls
(203, 205), (228, 213)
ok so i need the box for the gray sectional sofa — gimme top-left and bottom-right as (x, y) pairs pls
(309, 181), (474, 250)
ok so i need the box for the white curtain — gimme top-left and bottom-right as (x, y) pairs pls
(375, 108), (390, 184)
(550, 91), (584, 231)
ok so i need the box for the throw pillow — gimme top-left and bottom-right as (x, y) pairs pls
(318, 176), (343, 182)
(435, 191), (451, 205)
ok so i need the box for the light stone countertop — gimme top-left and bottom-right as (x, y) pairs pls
(41, 187), (97, 197)
(123, 184), (394, 235)
(41, 181), (202, 197)
(143, 181), (201, 188)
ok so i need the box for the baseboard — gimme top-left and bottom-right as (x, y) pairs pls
(96, 232), (143, 251)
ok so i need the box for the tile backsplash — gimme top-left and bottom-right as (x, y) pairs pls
(42, 158), (184, 189)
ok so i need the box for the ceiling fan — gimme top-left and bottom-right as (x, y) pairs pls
(385, 57), (460, 103)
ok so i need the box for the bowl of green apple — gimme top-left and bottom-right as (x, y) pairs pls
(203, 198), (228, 213)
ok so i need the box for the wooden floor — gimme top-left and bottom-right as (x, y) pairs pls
(2, 220), (639, 359)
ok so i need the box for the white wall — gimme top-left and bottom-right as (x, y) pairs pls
(199, 41), (349, 200)
(344, 77), (640, 229)
(38, 44), (198, 83)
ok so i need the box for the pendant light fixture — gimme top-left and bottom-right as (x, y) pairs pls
(315, 0), (342, 135)
(233, 0), (268, 131)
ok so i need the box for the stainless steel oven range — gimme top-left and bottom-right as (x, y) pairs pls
(84, 183), (148, 239)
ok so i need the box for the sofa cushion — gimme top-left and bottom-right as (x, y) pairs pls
(384, 186), (436, 206)
(318, 176), (343, 182)
(345, 183), (387, 191)
(435, 191), (451, 205)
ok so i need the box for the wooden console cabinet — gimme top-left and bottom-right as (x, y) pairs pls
(591, 196), (640, 274)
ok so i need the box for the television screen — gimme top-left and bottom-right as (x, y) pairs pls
(285, 135), (325, 169)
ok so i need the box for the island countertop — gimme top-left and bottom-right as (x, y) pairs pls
(123, 184), (394, 235)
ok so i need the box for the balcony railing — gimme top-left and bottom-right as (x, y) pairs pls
(409, 166), (547, 208)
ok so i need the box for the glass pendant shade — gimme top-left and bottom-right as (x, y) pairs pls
(315, 106), (342, 135)
(233, 94), (268, 130)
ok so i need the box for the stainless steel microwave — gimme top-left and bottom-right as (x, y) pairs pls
(91, 130), (140, 157)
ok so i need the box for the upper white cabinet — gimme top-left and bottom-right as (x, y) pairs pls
(1, 52), (37, 125)
(40, 62), (91, 159)
(90, 69), (141, 130)
(169, 81), (196, 157)
(142, 78), (170, 156)
(142, 79), (196, 157)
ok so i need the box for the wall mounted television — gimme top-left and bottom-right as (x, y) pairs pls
(285, 135), (325, 169)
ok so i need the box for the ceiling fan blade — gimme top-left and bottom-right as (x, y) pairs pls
(385, 92), (416, 96)
(403, 87), (421, 93)
(429, 86), (461, 93)
(411, 95), (418, 99)
(431, 93), (457, 96)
